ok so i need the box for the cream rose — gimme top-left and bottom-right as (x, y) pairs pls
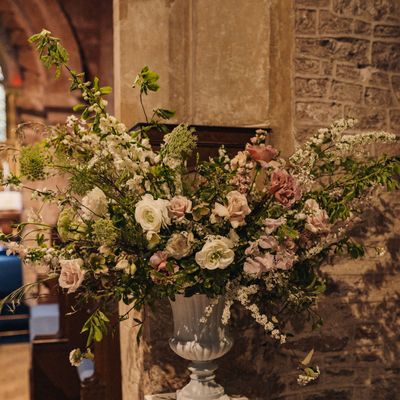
(195, 237), (234, 270)
(82, 187), (108, 219)
(211, 191), (251, 228)
(58, 258), (85, 293)
(165, 232), (194, 259)
(135, 194), (170, 232)
(168, 196), (192, 220)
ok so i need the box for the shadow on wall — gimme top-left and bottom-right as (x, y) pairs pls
(143, 191), (400, 400)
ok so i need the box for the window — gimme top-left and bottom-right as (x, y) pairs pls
(0, 66), (6, 141)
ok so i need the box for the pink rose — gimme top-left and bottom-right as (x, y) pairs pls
(149, 251), (169, 271)
(211, 191), (251, 228)
(247, 144), (278, 166)
(244, 253), (275, 275)
(58, 258), (86, 293)
(168, 196), (192, 220)
(226, 191), (251, 228)
(269, 170), (302, 208)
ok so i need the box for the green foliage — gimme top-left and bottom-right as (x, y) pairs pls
(29, 29), (69, 78)
(133, 66), (160, 94)
(81, 309), (110, 347)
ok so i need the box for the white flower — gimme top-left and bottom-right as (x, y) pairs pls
(69, 348), (82, 367)
(82, 187), (108, 219)
(195, 236), (234, 270)
(165, 231), (194, 259)
(134, 194), (170, 233)
(58, 258), (85, 293)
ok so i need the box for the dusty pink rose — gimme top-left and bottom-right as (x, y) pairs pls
(274, 250), (296, 270)
(247, 144), (278, 166)
(58, 258), (86, 293)
(258, 235), (279, 250)
(269, 170), (302, 208)
(168, 196), (192, 220)
(264, 217), (286, 234)
(149, 251), (169, 271)
(244, 253), (275, 275)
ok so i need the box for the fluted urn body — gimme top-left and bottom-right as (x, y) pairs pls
(169, 294), (233, 400)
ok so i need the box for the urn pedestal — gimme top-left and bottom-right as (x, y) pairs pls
(169, 294), (233, 400)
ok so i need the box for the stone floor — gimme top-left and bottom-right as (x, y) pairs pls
(0, 343), (30, 400)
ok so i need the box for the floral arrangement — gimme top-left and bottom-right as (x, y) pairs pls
(1, 30), (399, 385)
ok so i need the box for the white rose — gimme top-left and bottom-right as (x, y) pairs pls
(135, 194), (170, 232)
(195, 237), (234, 270)
(165, 232), (194, 259)
(82, 187), (108, 219)
(58, 258), (85, 293)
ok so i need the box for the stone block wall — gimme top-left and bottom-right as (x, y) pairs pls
(114, 1), (400, 399)
(294, 0), (400, 142)
(290, 1), (400, 399)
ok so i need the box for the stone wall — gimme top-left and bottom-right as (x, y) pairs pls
(291, 1), (400, 399)
(114, 1), (400, 399)
(294, 0), (400, 142)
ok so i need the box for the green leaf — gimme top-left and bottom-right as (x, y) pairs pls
(100, 86), (112, 94)
(153, 108), (175, 120)
(301, 349), (314, 366)
(72, 103), (86, 112)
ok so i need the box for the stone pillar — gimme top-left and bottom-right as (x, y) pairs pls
(113, 0), (295, 398)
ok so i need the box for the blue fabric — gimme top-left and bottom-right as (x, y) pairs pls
(0, 249), (23, 297)
(0, 248), (30, 342)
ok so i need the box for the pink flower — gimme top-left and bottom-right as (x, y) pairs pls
(275, 250), (296, 270)
(303, 199), (330, 234)
(58, 259), (86, 293)
(149, 251), (169, 271)
(226, 191), (251, 228)
(211, 191), (251, 228)
(264, 217), (286, 234)
(247, 144), (278, 167)
(306, 211), (330, 234)
(269, 170), (302, 208)
(244, 253), (275, 275)
(258, 235), (279, 250)
(168, 196), (192, 220)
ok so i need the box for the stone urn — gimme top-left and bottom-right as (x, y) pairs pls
(169, 294), (233, 400)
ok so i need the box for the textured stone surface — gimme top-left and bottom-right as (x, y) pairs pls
(295, 0), (400, 133)
(113, 0), (400, 399)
